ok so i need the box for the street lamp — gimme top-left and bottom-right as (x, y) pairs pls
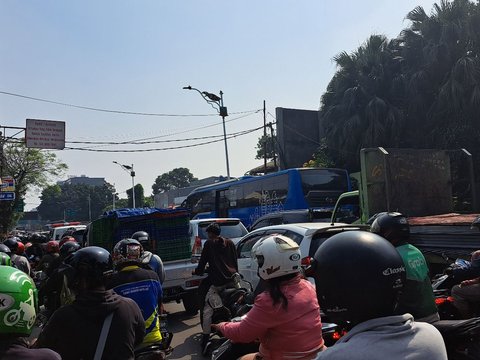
(183, 85), (230, 179)
(113, 161), (136, 208)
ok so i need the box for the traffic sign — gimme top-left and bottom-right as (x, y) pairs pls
(0, 177), (15, 192)
(0, 192), (15, 201)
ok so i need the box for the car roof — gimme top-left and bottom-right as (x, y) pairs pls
(249, 222), (368, 236)
(190, 218), (242, 224)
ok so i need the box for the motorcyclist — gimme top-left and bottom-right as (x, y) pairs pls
(41, 241), (81, 313)
(0, 251), (12, 266)
(449, 250), (480, 318)
(0, 265), (61, 359)
(3, 238), (31, 275)
(35, 241), (60, 275)
(192, 222), (238, 354)
(312, 231), (447, 359)
(36, 246), (145, 359)
(106, 238), (163, 348)
(132, 231), (165, 284)
(370, 212), (439, 323)
(58, 235), (76, 249)
(213, 234), (325, 360)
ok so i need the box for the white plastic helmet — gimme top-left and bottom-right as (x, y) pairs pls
(252, 234), (301, 280)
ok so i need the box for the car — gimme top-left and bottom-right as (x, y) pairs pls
(190, 218), (249, 257)
(49, 225), (87, 242)
(236, 222), (369, 289)
(249, 209), (333, 231)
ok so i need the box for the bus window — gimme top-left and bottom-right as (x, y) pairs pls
(188, 190), (215, 217)
(300, 169), (349, 208)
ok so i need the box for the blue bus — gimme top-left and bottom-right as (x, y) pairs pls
(182, 168), (352, 228)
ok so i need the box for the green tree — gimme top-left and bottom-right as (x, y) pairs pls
(152, 168), (197, 195)
(303, 138), (335, 168)
(38, 182), (116, 221)
(255, 134), (277, 161)
(0, 142), (67, 234)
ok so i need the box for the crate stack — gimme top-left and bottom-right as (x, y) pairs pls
(89, 208), (191, 261)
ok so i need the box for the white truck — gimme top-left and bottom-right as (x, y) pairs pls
(87, 208), (204, 315)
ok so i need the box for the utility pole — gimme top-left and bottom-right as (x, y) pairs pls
(88, 193), (92, 221)
(263, 100), (267, 174)
(269, 122), (277, 170)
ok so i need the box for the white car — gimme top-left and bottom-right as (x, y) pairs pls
(189, 218), (249, 257)
(236, 222), (369, 289)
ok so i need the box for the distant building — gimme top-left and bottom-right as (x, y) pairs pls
(154, 176), (227, 208)
(57, 175), (106, 187)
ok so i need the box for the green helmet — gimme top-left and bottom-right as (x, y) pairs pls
(0, 252), (11, 266)
(0, 265), (38, 336)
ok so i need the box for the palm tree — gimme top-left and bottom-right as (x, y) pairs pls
(321, 35), (406, 170)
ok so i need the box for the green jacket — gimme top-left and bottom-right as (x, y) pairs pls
(395, 243), (438, 319)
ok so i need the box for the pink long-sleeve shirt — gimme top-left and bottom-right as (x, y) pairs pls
(218, 275), (324, 359)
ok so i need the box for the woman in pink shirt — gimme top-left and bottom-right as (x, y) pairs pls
(213, 234), (324, 360)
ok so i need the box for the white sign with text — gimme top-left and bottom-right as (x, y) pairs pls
(26, 119), (65, 149)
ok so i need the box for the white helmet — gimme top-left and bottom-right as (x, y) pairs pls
(252, 234), (301, 280)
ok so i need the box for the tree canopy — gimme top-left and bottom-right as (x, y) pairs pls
(0, 142), (67, 234)
(255, 134), (277, 161)
(152, 168), (197, 194)
(38, 182), (116, 222)
(320, 0), (480, 171)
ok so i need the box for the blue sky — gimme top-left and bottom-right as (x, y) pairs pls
(0, 0), (436, 210)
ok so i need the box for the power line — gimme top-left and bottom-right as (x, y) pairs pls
(70, 111), (262, 150)
(0, 90), (260, 117)
(67, 127), (257, 145)
(63, 126), (263, 153)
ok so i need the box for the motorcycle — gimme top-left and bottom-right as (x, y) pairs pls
(200, 274), (254, 356)
(432, 317), (480, 360)
(211, 320), (340, 360)
(134, 313), (173, 360)
(432, 258), (480, 320)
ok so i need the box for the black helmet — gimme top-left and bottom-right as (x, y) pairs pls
(370, 212), (410, 244)
(59, 241), (81, 258)
(113, 238), (143, 269)
(131, 231), (149, 244)
(3, 238), (19, 252)
(206, 223), (221, 236)
(0, 243), (12, 255)
(63, 246), (113, 288)
(312, 231), (405, 326)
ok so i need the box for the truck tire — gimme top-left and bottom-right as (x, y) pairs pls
(183, 291), (200, 315)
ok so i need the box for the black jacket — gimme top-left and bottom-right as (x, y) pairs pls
(0, 338), (60, 360)
(194, 236), (238, 286)
(37, 289), (145, 360)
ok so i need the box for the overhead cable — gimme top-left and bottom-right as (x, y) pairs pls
(0, 90), (260, 117)
(64, 126), (263, 153)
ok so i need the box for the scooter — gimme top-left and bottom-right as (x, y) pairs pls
(432, 258), (480, 320)
(134, 313), (173, 360)
(211, 320), (340, 360)
(432, 317), (480, 360)
(200, 273), (254, 356)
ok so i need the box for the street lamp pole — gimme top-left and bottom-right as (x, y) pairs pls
(183, 86), (230, 179)
(113, 161), (136, 208)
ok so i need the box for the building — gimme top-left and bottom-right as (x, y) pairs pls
(57, 175), (106, 187)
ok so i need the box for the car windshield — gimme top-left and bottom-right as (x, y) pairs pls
(199, 221), (247, 239)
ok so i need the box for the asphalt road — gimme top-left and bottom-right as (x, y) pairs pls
(164, 301), (206, 360)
